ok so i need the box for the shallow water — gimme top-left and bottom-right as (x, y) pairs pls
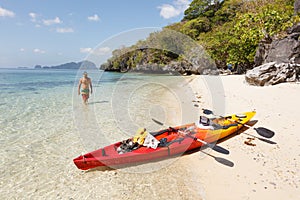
(0, 68), (202, 199)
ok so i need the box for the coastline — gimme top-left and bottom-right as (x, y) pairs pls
(183, 75), (300, 200)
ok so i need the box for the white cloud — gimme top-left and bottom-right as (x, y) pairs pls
(158, 0), (190, 19)
(0, 6), (15, 17)
(33, 48), (46, 54)
(80, 47), (93, 54)
(56, 27), (74, 33)
(43, 17), (62, 26)
(20, 48), (25, 52)
(29, 12), (37, 22)
(95, 47), (111, 55)
(87, 14), (100, 21)
(158, 4), (180, 19)
(80, 47), (111, 55)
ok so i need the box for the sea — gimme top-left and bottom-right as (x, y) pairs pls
(0, 68), (205, 199)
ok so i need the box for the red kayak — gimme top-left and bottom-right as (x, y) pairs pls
(73, 111), (256, 170)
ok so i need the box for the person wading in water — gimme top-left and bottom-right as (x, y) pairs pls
(78, 71), (93, 104)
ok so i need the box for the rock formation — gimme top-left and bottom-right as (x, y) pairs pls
(245, 62), (300, 86)
(247, 1), (300, 86)
(254, 24), (300, 67)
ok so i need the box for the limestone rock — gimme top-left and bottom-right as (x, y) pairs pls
(254, 23), (300, 66)
(245, 62), (300, 86)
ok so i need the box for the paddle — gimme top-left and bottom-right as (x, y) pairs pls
(152, 118), (230, 155)
(202, 109), (275, 138)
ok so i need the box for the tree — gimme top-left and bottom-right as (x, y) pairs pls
(181, 17), (211, 39)
(183, 0), (223, 20)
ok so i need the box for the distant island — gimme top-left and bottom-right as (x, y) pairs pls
(34, 60), (97, 70)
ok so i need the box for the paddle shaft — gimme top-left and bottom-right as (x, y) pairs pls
(178, 130), (208, 145)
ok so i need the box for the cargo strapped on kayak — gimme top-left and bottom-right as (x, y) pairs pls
(200, 116), (210, 126)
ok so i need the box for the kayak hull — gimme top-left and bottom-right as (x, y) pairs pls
(73, 111), (256, 170)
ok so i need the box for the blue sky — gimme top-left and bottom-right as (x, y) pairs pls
(0, 0), (191, 68)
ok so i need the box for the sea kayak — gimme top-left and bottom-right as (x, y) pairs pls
(73, 111), (256, 170)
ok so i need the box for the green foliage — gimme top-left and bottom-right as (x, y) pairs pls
(227, 0), (295, 65)
(102, 33), (183, 71)
(200, 0), (297, 68)
(180, 17), (211, 39)
(212, 0), (242, 24)
(102, 0), (298, 72)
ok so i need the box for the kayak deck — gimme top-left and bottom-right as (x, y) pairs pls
(73, 111), (256, 170)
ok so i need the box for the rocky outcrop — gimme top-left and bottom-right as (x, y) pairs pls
(250, 2), (300, 86)
(254, 24), (300, 66)
(254, 0), (300, 67)
(101, 59), (219, 75)
(245, 62), (300, 86)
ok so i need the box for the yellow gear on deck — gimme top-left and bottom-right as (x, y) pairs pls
(133, 128), (148, 145)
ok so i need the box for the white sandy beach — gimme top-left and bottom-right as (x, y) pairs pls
(182, 75), (300, 200)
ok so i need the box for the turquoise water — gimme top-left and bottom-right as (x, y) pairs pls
(0, 68), (201, 199)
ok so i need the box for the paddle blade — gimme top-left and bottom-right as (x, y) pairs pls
(254, 127), (275, 138)
(202, 109), (214, 115)
(258, 138), (277, 144)
(214, 157), (234, 167)
(152, 118), (164, 126)
(207, 143), (230, 155)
